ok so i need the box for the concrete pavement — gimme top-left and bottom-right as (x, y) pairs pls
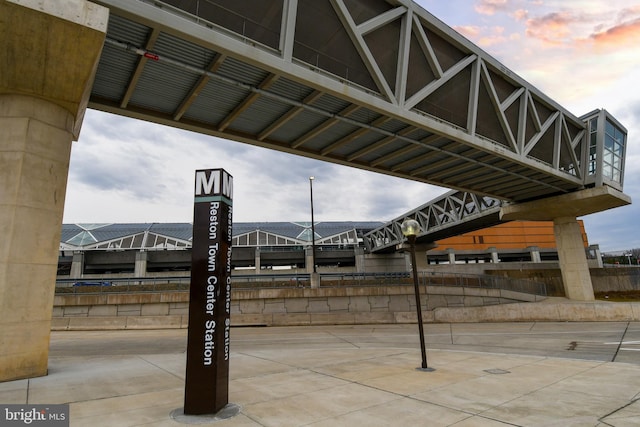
(2, 322), (640, 426)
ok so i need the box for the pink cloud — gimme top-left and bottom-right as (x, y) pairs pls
(512, 9), (528, 21)
(588, 17), (640, 49)
(478, 26), (508, 47)
(525, 11), (577, 45)
(521, 4), (640, 48)
(456, 25), (482, 39)
(475, 0), (511, 16)
(455, 25), (510, 48)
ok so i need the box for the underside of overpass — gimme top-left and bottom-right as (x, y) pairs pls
(87, 0), (624, 202)
(0, 0), (632, 381)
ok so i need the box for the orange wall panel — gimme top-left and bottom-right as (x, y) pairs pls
(436, 220), (588, 251)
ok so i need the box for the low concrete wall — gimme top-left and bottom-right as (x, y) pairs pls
(52, 285), (541, 330)
(591, 268), (640, 293)
(433, 298), (640, 322)
(483, 267), (640, 296)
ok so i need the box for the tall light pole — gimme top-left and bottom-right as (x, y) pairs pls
(309, 176), (317, 273)
(401, 219), (433, 372)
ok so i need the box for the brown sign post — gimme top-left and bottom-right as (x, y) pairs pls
(184, 169), (233, 415)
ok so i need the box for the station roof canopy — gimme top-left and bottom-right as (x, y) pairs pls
(60, 222), (383, 251)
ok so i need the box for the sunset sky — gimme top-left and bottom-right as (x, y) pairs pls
(63, 0), (640, 252)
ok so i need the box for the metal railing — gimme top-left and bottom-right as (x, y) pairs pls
(55, 271), (546, 296)
(417, 271), (547, 296)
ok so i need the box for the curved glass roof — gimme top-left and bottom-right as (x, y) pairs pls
(60, 221), (383, 250)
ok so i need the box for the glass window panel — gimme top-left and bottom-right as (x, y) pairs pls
(605, 135), (614, 150)
(613, 157), (621, 168)
(590, 118), (598, 131)
(123, 236), (133, 248)
(606, 120), (615, 137)
(614, 144), (623, 157)
(133, 234), (144, 247)
(614, 124), (623, 139)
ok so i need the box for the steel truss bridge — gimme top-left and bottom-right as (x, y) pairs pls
(89, 0), (628, 248)
(363, 190), (504, 253)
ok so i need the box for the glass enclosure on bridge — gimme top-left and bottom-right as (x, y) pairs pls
(584, 109), (627, 191)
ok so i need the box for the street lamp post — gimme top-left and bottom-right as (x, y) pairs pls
(309, 177), (317, 273)
(401, 219), (433, 372)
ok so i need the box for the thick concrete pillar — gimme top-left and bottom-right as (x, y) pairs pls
(0, 0), (108, 381)
(0, 95), (74, 380)
(134, 250), (148, 277)
(70, 251), (85, 278)
(305, 246), (315, 273)
(553, 217), (594, 301)
(500, 186), (631, 301)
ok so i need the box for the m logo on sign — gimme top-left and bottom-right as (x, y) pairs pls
(195, 169), (233, 198)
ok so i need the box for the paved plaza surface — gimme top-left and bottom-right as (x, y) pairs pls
(2, 322), (640, 426)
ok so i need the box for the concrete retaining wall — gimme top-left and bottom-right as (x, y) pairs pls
(433, 298), (640, 322)
(52, 285), (541, 330)
(482, 267), (640, 296)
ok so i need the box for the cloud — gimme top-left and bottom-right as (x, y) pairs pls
(475, 0), (511, 15)
(512, 9), (528, 21)
(520, 4), (640, 49)
(456, 25), (512, 47)
(523, 11), (580, 45)
(587, 17), (640, 50)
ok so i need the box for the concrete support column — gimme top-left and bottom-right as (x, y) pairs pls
(305, 246), (315, 274)
(304, 246), (319, 288)
(0, 95), (74, 381)
(0, 0), (108, 381)
(70, 251), (85, 278)
(134, 251), (148, 278)
(553, 217), (594, 301)
(528, 246), (542, 263)
(500, 187), (631, 301)
(254, 248), (261, 274)
(414, 243), (436, 270)
(447, 249), (456, 265)
(354, 247), (365, 273)
(488, 247), (499, 263)
(589, 244), (604, 268)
